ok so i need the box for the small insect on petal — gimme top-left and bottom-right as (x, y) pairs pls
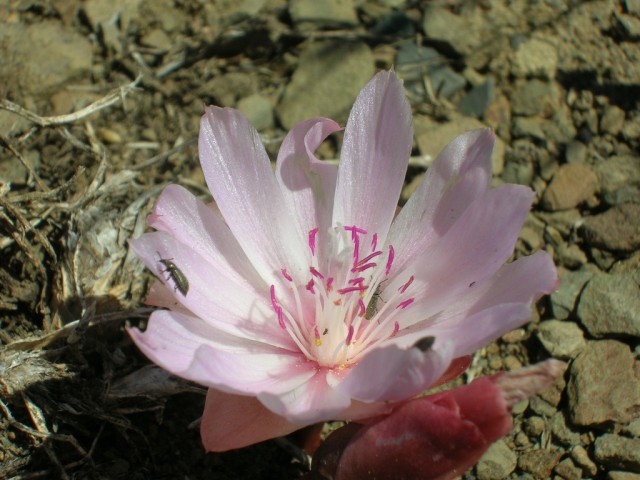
(157, 253), (189, 296)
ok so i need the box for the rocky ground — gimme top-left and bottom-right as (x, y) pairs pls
(0, 0), (639, 479)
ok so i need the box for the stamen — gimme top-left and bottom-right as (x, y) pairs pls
(390, 321), (399, 338)
(309, 228), (319, 256)
(276, 307), (286, 330)
(306, 279), (315, 294)
(310, 266), (324, 279)
(326, 277), (334, 292)
(358, 298), (366, 317)
(346, 325), (355, 345)
(397, 298), (415, 309)
(357, 250), (383, 266)
(385, 245), (395, 275)
(344, 225), (367, 239)
(338, 285), (367, 295)
(352, 262), (377, 273)
(314, 326), (322, 347)
(348, 277), (365, 286)
(371, 233), (378, 251)
(281, 268), (293, 282)
(270, 285), (279, 312)
(399, 275), (414, 294)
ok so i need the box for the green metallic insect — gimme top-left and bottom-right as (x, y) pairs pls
(158, 254), (189, 296)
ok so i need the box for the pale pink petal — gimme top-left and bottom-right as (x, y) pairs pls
(201, 389), (301, 452)
(199, 107), (308, 284)
(128, 309), (278, 375)
(391, 184), (535, 321)
(276, 118), (341, 261)
(335, 339), (454, 403)
(187, 344), (315, 395)
(333, 70), (413, 246)
(258, 370), (352, 424)
(130, 232), (294, 349)
(148, 184), (264, 289)
(388, 129), (494, 273)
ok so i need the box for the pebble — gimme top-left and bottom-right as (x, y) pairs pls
(555, 458), (583, 480)
(564, 140), (588, 164)
(601, 104), (626, 135)
(541, 163), (599, 211)
(422, 6), (481, 56)
(414, 115), (505, 175)
(536, 320), (586, 359)
(595, 434), (640, 472)
(549, 411), (582, 446)
(567, 340), (640, 426)
(511, 37), (559, 79)
(289, 0), (358, 29)
(518, 449), (563, 478)
(476, 439), (517, 480)
(571, 445), (598, 477)
(577, 270), (640, 338)
(609, 473), (640, 480)
(457, 77), (494, 118)
(524, 416), (546, 437)
(581, 203), (640, 252)
(512, 116), (546, 140)
(237, 94), (274, 131)
(276, 40), (374, 130)
(511, 79), (561, 117)
(594, 155), (640, 205)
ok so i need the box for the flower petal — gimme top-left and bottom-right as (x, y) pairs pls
(336, 339), (454, 403)
(258, 370), (352, 424)
(276, 117), (341, 260)
(128, 309), (277, 376)
(188, 344), (315, 395)
(147, 184), (264, 289)
(129, 232), (293, 349)
(387, 129), (494, 273)
(199, 107), (309, 284)
(392, 184), (535, 322)
(201, 388), (301, 452)
(333, 70), (413, 245)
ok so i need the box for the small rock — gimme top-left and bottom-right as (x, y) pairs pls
(571, 445), (598, 477)
(414, 115), (505, 175)
(476, 439), (517, 480)
(537, 320), (586, 359)
(541, 163), (599, 211)
(422, 6), (481, 56)
(512, 38), (559, 79)
(567, 340), (640, 426)
(276, 41), (374, 130)
(577, 270), (640, 338)
(594, 155), (640, 206)
(622, 113), (640, 141)
(623, 417), (640, 437)
(601, 105), (626, 135)
(557, 243), (588, 269)
(237, 94), (274, 131)
(457, 78), (494, 118)
(609, 472), (640, 480)
(511, 79), (561, 117)
(581, 204), (640, 252)
(524, 416), (547, 437)
(549, 411), (582, 446)
(289, 0), (358, 29)
(518, 449), (563, 478)
(142, 29), (172, 52)
(208, 72), (257, 107)
(529, 396), (557, 417)
(565, 140), (588, 164)
(512, 116), (546, 140)
(483, 94), (512, 141)
(595, 434), (640, 472)
(555, 458), (583, 480)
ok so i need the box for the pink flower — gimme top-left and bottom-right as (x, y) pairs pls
(309, 360), (566, 480)
(128, 71), (558, 452)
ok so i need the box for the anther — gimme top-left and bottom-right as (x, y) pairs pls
(346, 325), (354, 345)
(396, 298), (414, 310)
(306, 279), (315, 293)
(371, 233), (378, 251)
(358, 298), (366, 317)
(281, 268), (293, 282)
(310, 266), (324, 279)
(314, 326), (322, 347)
(309, 228), (319, 256)
(399, 275), (414, 294)
(385, 245), (395, 275)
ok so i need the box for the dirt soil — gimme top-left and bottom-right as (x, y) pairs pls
(1, 0), (639, 479)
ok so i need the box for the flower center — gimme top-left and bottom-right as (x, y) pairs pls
(269, 225), (416, 369)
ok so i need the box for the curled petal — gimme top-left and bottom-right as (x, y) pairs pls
(199, 107), (308, 284)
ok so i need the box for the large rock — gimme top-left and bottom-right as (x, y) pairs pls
(581, 203), (640, 252)
(595, 155), (640, 205)
(595, 434), (640, 472)
(567, 340), (640, 426)
(536, 320), (586, 359)
(577, 270), (640, 338)
(511, 37), (559, 79)
(0, 22), (93, 97)
(542, 163), (599, 211)
(422, 6), (482, 56)
(276, 41), (374, 130)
